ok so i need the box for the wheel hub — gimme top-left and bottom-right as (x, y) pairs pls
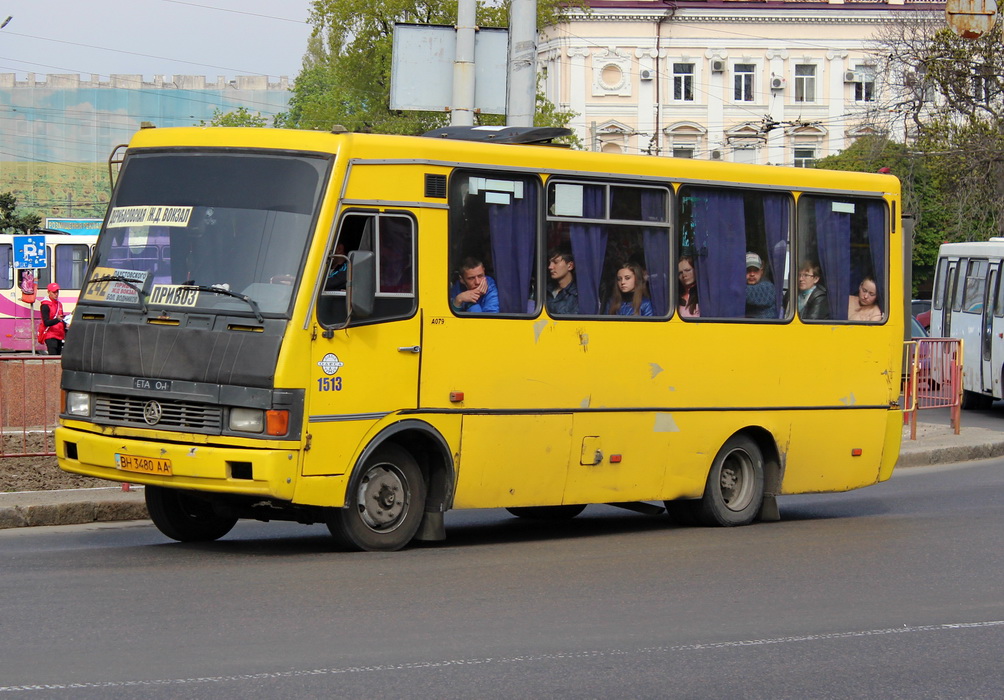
(356, 464), (408, 532)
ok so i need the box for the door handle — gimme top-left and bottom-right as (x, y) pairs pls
(397, 346), (421, 353)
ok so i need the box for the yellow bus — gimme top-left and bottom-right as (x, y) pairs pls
(56, 125), (904, 550)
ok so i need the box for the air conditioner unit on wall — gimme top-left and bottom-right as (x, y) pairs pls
(770, 76), (786, 90)
(844, 70), (858, 83)
(711, 59), (725, 73)
(640, 68), (653, 81)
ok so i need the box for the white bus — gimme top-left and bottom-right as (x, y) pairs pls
(929, 239), (1004, 408)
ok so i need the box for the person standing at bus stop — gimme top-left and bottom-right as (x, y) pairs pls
(39, 283), (67, 355)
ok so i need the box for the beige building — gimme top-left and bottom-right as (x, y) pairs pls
(539, 0), (945, 165)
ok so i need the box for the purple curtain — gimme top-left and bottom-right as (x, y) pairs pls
(764, 195), (789, 318)
(488, 185), (537, 313)
(694, 190), (746, 317)
(641, 189), (669, 316)
(814, 199), (851, 321)
(569, 185), (606, 314)
(866, 201), (887, 314)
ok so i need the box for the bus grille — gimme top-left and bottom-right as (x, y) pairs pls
(93, 395), (223, 433)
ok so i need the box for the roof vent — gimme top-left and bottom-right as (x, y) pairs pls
(421, 126), (573, 145)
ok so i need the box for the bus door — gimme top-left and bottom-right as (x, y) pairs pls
(938, 260), (958, 337)
(303, 211), (420, 477)
(983, 262), (1001, 397)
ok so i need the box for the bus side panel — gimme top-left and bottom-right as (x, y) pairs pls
(452, 414), (571, 509)
(780, 409), (889, 494)
(564, 412), (670, 504)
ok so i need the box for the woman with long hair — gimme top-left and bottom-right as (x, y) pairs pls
(677, 255), (700, 317)
(608, 261), (654, 316)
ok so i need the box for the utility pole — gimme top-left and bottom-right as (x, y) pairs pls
(451, 0), (476, 126)
(506, 0), (537, 127)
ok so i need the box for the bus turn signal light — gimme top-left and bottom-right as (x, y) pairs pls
(266, 410), (289, 436)
(851, 448), (863, 457)
(450, 392), (464, 403)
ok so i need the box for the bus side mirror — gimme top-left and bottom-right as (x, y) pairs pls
(346, 250), (375, 319)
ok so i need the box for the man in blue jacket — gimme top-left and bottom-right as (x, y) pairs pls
(450, 257), (499, 313)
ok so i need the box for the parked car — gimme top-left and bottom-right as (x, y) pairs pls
(911, 298), (931, 317)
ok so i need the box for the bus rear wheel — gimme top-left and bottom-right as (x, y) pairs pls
(326, 444), (426, 552)
(698, 435), (764, 527)
(145, 485), (238, 542)
(506, 505), (586, 520)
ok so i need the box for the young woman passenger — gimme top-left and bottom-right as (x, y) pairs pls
(607, 261), (654, 316)
(848, 275), (883, 321)
(677, 255), (700, 318)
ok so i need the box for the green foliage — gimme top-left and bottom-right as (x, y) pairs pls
(0, 191), (42, 233)
(279, 0), (579, 137)
(198, 106), (269, 128)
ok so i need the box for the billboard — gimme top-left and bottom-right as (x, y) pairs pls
(44, 218), (103, 236)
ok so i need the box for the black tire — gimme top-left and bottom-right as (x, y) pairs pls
(961, 390), (993, 410)
(506, 505), (586, 520)
(697, 435), (765, 527)
(664, 499), (702, 526)
(145, 485), (238, 542)
(326, 444), (426, 551)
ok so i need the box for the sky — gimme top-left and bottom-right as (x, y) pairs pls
(0, 0), (315, 81)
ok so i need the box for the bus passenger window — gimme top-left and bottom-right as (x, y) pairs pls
(54, 244), (91, 290)
(962, 259), (988, 313)
(677, 186), (790, 320)
(449, 172), (539, 316)
(317, 212), (416, 328)
(0, 245), (12, 289)
(546, 180), (670, 318)
(796, 195), (887, 323)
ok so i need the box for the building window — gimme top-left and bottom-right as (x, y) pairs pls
(673, 147), (695, 159)
(794, 148), (816, 168)
(854, 66), (875, 102)
(973, 66), (997, 104)
(794, 64), (816, 103)
(673, 63), (694, 101)
(734, 64), (755, 102)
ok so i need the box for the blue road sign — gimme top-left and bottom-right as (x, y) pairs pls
(13, 235), (47, 269)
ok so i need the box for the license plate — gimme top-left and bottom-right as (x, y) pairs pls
(115, 453), (172, 475)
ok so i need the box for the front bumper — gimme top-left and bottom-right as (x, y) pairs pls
(56, 426), (299, 501)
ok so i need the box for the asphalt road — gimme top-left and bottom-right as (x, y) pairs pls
(1, 457), (1002, 699)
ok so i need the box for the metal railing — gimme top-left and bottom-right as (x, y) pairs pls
(0, 355), (61, 457)
(903, 337), (963, 440)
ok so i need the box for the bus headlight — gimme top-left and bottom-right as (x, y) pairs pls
(229, 407), (264, 433)
(65, 391), (92, 417)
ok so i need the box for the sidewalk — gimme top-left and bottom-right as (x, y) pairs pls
(1, 421), (1002, 531)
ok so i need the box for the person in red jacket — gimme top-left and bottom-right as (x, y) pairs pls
(39, 283), (67, 355)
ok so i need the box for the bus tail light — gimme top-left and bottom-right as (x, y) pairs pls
(266, 410), (289, 436)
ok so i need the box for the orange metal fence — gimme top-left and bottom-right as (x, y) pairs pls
(0, 355), (61, 457)
(903, 337), (963, 440)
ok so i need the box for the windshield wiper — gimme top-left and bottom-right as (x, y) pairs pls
(180, 285), (264, 323)
(84, 274), (148, 314)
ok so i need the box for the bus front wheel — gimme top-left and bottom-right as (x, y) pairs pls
(698, 435), (764, 527)
(326, 444), (427, 552)
(145, 485), (238, 542)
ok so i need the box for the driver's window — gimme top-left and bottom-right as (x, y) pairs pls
(317, 211), (416, 327)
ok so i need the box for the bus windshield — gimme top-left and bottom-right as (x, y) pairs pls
(86, 150), (331, 317)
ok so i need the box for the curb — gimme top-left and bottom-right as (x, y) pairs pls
(0, 489), (148, 531)
(897, 441), (1004, 468)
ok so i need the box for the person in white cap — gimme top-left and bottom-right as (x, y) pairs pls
(744, 252), (776, 319)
